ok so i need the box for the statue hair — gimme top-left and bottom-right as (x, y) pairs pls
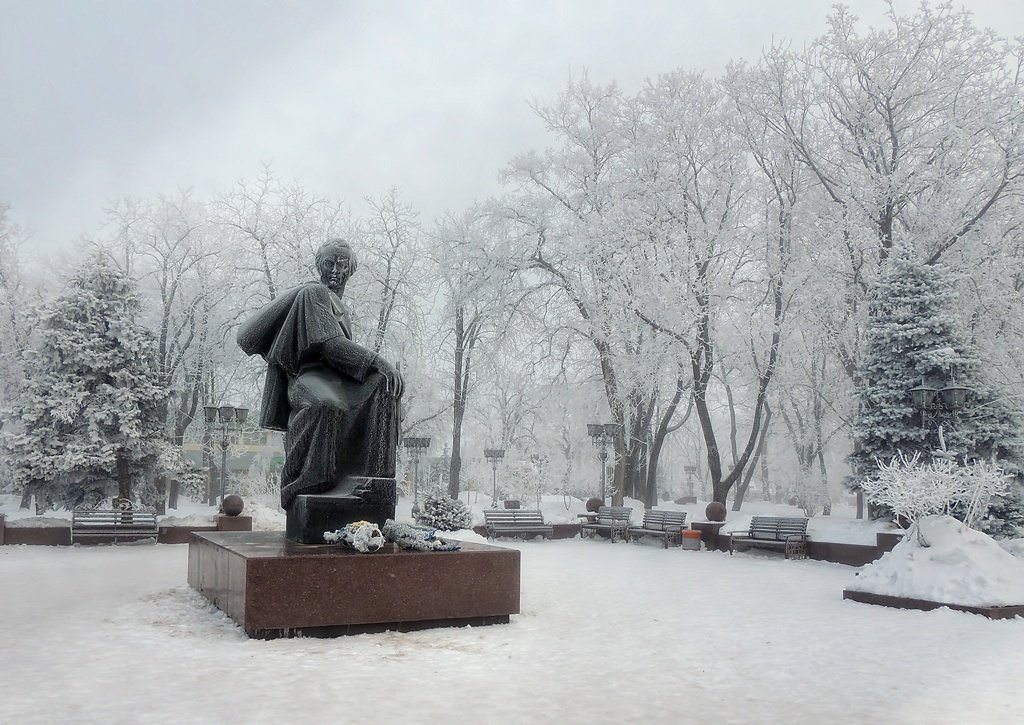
(315, 238), (358, 276)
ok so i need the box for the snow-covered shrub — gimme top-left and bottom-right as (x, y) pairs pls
(980, 482), (1024, 540)
(861, 452), (1011, 536)
(413, 494), (472, 531)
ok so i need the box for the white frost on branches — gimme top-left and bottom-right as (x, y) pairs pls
(861, 452), (1011, 538)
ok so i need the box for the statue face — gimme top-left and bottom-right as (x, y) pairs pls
(318, 248), (353, 293)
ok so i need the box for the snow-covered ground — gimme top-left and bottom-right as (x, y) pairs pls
(2, 530), (1023, 724)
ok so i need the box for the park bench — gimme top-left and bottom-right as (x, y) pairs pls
(627, 509), (688, 548)
(483, 509), (554, 540)
(729, 516), (809, 559)
(71, 506), (159, 544)
(580, 506), (633, 543)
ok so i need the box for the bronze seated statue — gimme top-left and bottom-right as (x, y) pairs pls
(237, 239), (404, 542)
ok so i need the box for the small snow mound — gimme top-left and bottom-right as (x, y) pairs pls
(848, 515), (1024, 606)
(245, 500), (287, 531)
(440, 528), (488, 544)
(6, 516), (71, 528)
(158, 513), (216, 527)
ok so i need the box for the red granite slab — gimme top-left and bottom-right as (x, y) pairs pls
(188, 531), (521, 638)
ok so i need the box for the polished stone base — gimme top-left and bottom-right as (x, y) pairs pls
(188, 531), (520, 638)
(285, 477), (397, 544)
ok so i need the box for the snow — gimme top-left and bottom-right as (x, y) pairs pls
(2, 524), (1024, 723)
(4, 515), (70, 528)
(847, 515), (1024, 607)
(158, 514), (216, 527)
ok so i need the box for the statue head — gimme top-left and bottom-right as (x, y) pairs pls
(315, 239), (357, 294)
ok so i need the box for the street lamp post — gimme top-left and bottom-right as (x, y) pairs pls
(683, 464), (697, 498)
(529, 453), (547, 509)
(484, 448), (505, 508)
(401, 437), (431, 515)
(587, 423), (619, 502)
(203, 404), (249, 508)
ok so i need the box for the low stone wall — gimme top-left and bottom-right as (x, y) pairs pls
(806, 540), (879, 567)
(4, 526), (72, 546)
(1, 516), (252, 546)
(717, 530), (902, 566)
(843, 589), (1024, 620)
(158, 526), (217, 544)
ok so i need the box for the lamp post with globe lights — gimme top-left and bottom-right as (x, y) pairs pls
(909, 371), (969, 456)
(203, 404), (249, 508)
(587, 423), (619, 502)
(401, 436), (431, 515)
(484, 448), (506, 508)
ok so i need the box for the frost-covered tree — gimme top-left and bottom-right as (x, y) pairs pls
(1, 255), (169, 510)
(0, 204), (33, 496)
(850, 255), (1022, 493)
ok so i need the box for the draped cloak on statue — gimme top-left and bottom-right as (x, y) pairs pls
(236, 282), (399, 510)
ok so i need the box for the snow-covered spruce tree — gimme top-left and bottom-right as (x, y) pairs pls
(414, 495), (472, 531)
(849, 255), (1023, 523)
(1, 254), (168, 510)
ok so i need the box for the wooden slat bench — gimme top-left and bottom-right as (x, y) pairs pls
(71, 507), (159, 544)
(483, 509), (554, 540)
(729, 516), (809, 559)
(627, 509), (688, 548)
(580, 506), (633, 543)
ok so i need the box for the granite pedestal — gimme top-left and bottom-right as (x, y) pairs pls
(188, 531), (520, 638)
(285, 476), (397, 544)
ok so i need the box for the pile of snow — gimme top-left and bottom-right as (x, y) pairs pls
(245, 500), (287, 531)
(158, 513), (216, 528)
(847, 515), (1024, 606)
(5, 516), (70, 528)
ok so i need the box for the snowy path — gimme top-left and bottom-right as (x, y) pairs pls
(1, 540), (1022, 724)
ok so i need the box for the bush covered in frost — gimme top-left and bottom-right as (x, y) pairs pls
(414, 495), (472, 531)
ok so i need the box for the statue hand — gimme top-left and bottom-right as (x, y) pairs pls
(373, 356), (404, 398)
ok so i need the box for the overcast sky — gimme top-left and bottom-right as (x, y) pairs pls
(3, 0), (1023, 255)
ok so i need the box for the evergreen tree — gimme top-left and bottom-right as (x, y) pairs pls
(414, 495), (472, 531)
(1, 254), (169, 510)
(849, 255), (1023, 527)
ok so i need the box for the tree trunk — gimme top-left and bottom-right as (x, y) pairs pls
(646, 376), (692, 509)
(447, 306), (479, 499)
(760, 446), (770, 501)
(116, 455), (131, 501)
(817, 447), (832, 516)
(733, 404), (772, 511)
(154, 477), (167, 515)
